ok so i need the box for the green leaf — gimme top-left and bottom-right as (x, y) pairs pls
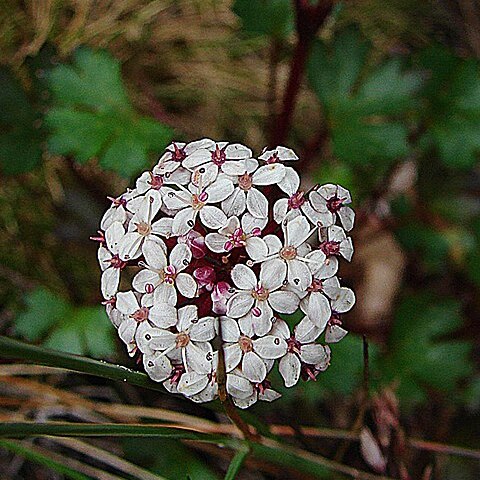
(15, 288), (115, 357)
(15, 288), (71, 341)
(232, 0), (294, 39)
(0, 68), (43, 174)
(45, 47), (173, 177)
(224, 446), (249, 480)
(419, 46), (480, 168)
(307, 29), (421, 166)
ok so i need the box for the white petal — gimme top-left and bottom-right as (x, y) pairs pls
(205, 178), (234, 203)
(154, 283), (177, 306)
(258, 146), (298, 162)
(328, 225), (346, 242)
(101, 268), (120, 299)
(199, 205), (227, 230)
(253, 336), (287, 359)
(105, 222), (125, 254)
(118, 318), (136, 355)
(143, 239), (167, 269)
(149, 303), (177, 328)
(242, 351), (267, 383)
(223, 343), (243, 372)
(268, 290), (299, 314)
(222, 189), (246, 217)
(241, 212), (268, 233)
(246, 188), (268, 218)
(222, 158), (257, 175)
(278, 167), (300, 196)
(118, 232), (142, 261)
(184, 138), (215, 154)
(97, 246), (111, 272)
(162, 187), (191, 210)
(338, 206), (355, 231)
(325, 324), (348, 343)
(116, 291), (139, 315)
(135, 323), (176, 351)
(295, 316), (322, 343)
(299, 344), (327, 365)
(172, 208), (196, 236)
(287, 258), (312, 291)
(340, 237), (354, 261)
(273, 198), (289, 224)
(151, 217), (173, 237)
(226, 293), (255, 318)
(269, 318), (290, 339)
(231, 264), (257, 290)
(245, 236), (268, 261)
(263, 234), (282, 255)
(169, 243), (192, 272)
(176, 272), (197, 298)
(307, 292), (331, 331)
(182, 149), (210, 169)
(285, 215), (311, 247)
(205, 233), (227, 253)
(309, 190), (328, 212)
(185, 342), (213, 374)
(220, 317), (240, 342)
(225, 143), (252, 159)
(219, 216), (240, 235)
(252, 304), (274, 337)
(331, 287), (355, 313)
(323, 276), (341, 298)
(177, 305), (198, 331)
(238, 315), (255, 337)
(192, 163), (218, 188)
(252, 163), (286, 185)
(260, 258), (286, 291)
(190, 317), (216, 342)
(143, 352), (172, 382)
(178, 371), (209, 396)
(226, 373), (253, 399)
(259, 388), (281, 402)
(279, 353), (301, 387)
(233, 393), (258, 409)
(314, 256), (339, 279)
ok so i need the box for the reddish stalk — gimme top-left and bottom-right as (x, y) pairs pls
(271, 0), (334, 145)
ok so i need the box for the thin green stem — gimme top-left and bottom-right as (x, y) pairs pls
(224, 446), (250, 480)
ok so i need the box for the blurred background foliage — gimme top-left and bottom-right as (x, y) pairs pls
(1, 0), (480, 478)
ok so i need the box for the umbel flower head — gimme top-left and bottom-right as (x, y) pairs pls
(94, 139), (355, 408)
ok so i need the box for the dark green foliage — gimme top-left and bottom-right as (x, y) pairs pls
(45, 48), (173, 177)
(307, 29), (421, 167)
(15, 288), (115, 357)
(232, 0), (294, 39)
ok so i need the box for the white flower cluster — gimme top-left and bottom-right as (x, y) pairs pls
(94, 139), (355, 408)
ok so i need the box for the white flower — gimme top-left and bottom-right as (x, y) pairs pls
(272, 318), (330, 387)
(261, 215), (327, 291)
(97, 221), (126, 299)
(163, 178), (233, 236)
(118, 190), (168, 261)
(132, 240), (196, 306)
(226, 261), (299, 336)
(135, 305), (215, 374)
(319, 225), (354, 261)
(310, 184), (355, 232)
(143, 350), (173, 382)
(100, 189), (138, 231)
(205, 216), (267, 261)
(220, 317), (286, 383)
(258, 146), (298, 163)
(222, 162), (286, 219)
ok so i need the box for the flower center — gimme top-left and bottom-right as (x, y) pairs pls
(131, 307), (149, 322)
(176, 332), (190, 348)
(136, 221), (152, 236)
(266, 152), (279, 164)
(287, 336), (302, 354)
(238, 173), (253, 191)
(211, 145), (227, 165)
(148, 172), (164, 189)
(308, 278), (323, 292)
(171, 143), (186, 162)
(326, 196), (344, 213)
(280, 246), (297, 260)
(109, 254), (126, 269)
(288, 191), (305, 210)
(252, 285), (269, 301)
(238, 335), (253, 353)
(224, 228), (247, 251)
(163, 265), (177, 285)
(108, 196), (127, 208)
(319, 241), (340, 256)
(192, 192), (207, 210)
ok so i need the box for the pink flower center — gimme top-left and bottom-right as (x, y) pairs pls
(280, 246), (297, 260)
(136, 221), (152, 236)
(329, 313), (343, 325)
(148, 172), (164, 189)
(107, 196), (127, 208)
(224, 228), (247, 251)
(238, 335), (253, 353)
(287, 336), (302, 354)
(211, 145), (227, 165)
(252, 285), (269, 301)
(288, 191), (305, 210)
(192, 192), (208, 210)
(319, 241), (340, 256)
(131, 307), (149, 322)
(176, 332), (190, 348)
(163, 265), (177, 285)
(266, 152), (279, 164)
(194, 266), (216, 290)
(238, 173), (253, 191)
(308, 278), (323, 292)
(171, 143), (186, 162)
(326, 196), (345, 213)
(109, 254), (126, 270)
(169, 364), (185, 385)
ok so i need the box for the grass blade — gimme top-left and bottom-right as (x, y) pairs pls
(224, 446), (249, 480)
